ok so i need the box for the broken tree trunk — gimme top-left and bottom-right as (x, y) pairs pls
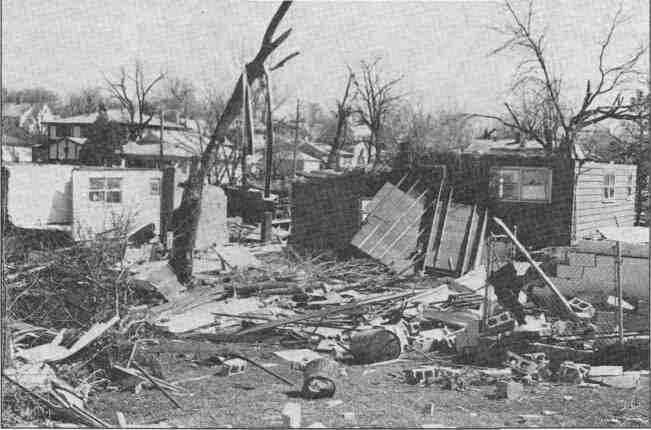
(170, 1), (298, 282)
(326, 73), (354, 170)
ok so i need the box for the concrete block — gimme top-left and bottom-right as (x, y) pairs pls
(558, 361), (590, 383)
(556, 265), (585, 280)
(587, 366), (623, 377)
(504, 351), (540, 375)
(282, 402), (301, 429)
(568, 252), (596, 267)
(495, 381), (523, 399)
(568, 297), (596, 319)
(406, 365), (461, 384)
(222, 358), (247, 376)
(588, 372), (640, 389)
(485, 311), (515, 334)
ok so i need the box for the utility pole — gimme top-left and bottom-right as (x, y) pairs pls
(241, 63), (250, 189)
(159, 108), (164, 169)
(263, 70), (274, 198)
(292, 99), (300, 179)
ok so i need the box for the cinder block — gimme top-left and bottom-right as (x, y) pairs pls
(485, 311), (515, 333)
(222, 358), (247, 376)
(568, 252), (596, 267)
(556, 265), (585, 280)
(568, 297), (596, 319)
(495, 381), (523, 399)
(558, 361), (590, 383)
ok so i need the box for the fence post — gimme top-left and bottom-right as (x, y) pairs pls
(615, 240), (624, 343)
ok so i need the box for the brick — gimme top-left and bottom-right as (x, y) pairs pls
(495, 381), (523, 399)
(568, 252), (597, 267)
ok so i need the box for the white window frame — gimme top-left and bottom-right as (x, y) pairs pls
(603, 173), (616, 203)
(150, 178), (161, 195)
(490, 166), (552, 204)
(89, 177), (122, 203)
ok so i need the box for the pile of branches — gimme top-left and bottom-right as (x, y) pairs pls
(5, 237), (142, 330)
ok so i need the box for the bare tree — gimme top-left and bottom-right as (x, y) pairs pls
(477, 1), (647, 156)
(165, 76), (198, 119)
(326, 71), (355, 170)
(61, 87), (116, 117)
(385, 102), (473, 156)
(104, 60), (166, 139)
(352, 57), (403, 165)
(170, 1), (298, 282)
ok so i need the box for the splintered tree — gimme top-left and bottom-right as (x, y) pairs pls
(352, 57), (403, 165)
(170, 1), (298, 282)
(478, 1), (647, 156)
(326, 71), (355, 170)
(105, 60), (166, 139)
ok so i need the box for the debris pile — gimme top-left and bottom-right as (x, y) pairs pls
(3, 184), (648, 427)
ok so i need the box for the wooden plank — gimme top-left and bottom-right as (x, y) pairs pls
(423, 179), (446, 270)
(235, 290), (418, 337)
(434, 199), (473, 275)
(460, 204), (479, 275)
(472, 208), (488, 270)
(428, 189), (452, 270)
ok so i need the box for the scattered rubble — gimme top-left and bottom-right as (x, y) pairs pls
(3, 182), (648, 427)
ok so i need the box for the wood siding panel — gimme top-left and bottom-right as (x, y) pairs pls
(573, 161), (637, 240)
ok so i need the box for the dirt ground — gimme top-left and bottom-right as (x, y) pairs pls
(89, 339), (650, 428)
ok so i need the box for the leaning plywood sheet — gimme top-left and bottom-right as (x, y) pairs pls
(351, 180), (426, 272)
(433, 202), (474, 274)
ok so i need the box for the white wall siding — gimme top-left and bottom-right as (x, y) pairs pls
(5, 163), (75, 227)
(72, 168), (162, 241)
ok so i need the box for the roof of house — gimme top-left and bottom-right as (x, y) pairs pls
(463, 138), (586, 160)
(2, 133), (33, 147)
(55, 137), (88, 145)
(299, 141), (354, 161)
(275, 150), (322, 162)
(120, 129), (205, 159)
(2, 103), (34, 118)
(43, 109), (187, 130)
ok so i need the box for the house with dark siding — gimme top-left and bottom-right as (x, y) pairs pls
(427, 138), (638, 248)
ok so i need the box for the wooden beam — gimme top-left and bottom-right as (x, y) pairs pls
(492, 216), (576, 318)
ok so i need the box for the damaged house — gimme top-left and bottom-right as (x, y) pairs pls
(2, 163), (227, 243)
(291, 138), (638, 254)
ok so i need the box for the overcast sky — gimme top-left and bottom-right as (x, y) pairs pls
(3, 0), (648, 117)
